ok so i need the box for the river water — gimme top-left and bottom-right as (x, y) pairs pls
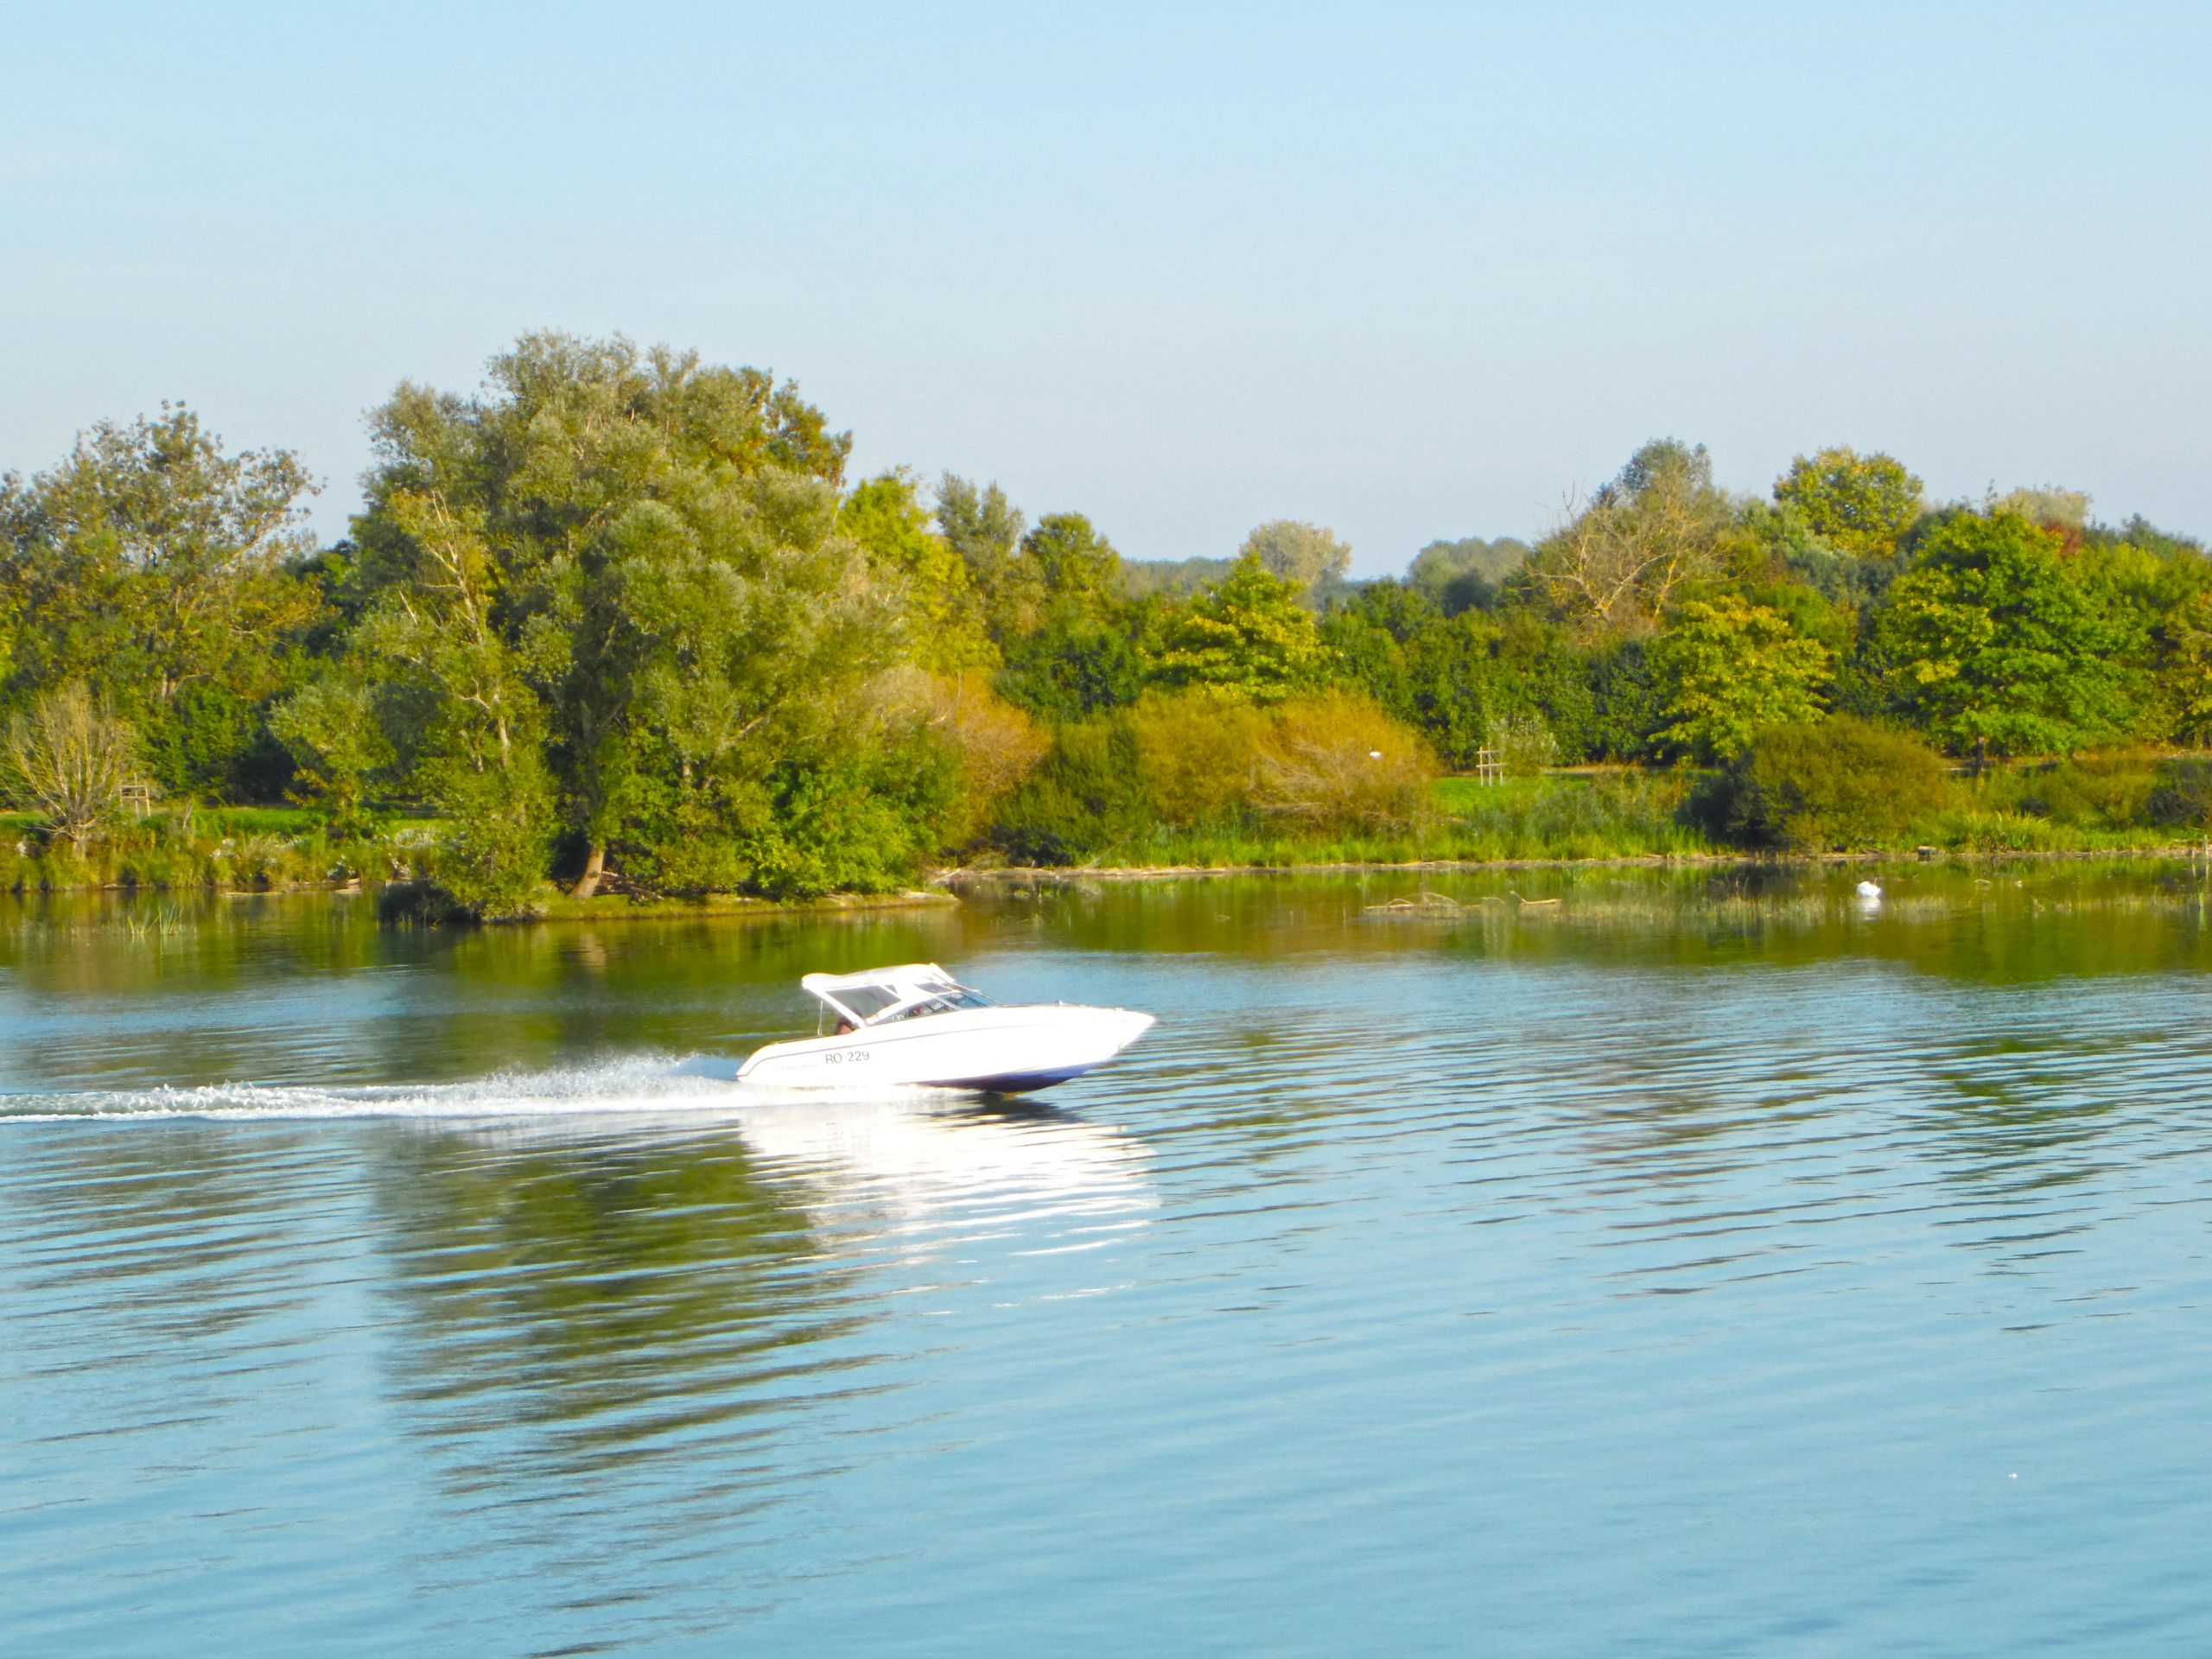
(4, 864), (2212, 1656)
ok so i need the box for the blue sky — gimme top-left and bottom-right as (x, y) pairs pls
(4, 2), (2208, 572)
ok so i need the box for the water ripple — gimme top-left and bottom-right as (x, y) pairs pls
(6, 874), (2212, 1653)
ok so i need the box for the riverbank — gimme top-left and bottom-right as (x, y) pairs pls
(8, 761), (2211, 910)
(938, 841), (2212, 891)
(367, 881), (958, 925)
(10, 837), (2210, 912)
(531, 888), (957, 922)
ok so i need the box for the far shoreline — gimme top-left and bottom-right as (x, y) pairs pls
(4, 842), (2208, 921)
(938, 842), (2212, 887)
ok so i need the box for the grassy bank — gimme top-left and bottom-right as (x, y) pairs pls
(0, 809), (439, 896)
(1027, 772), (1713, 868)
(9, 753), (2211, 908)
(953, 758), (2212, 875)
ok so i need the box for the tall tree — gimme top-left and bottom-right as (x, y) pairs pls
(352, 331), (889, 908)
(839, 470), (995, 671)
(1407, 536), (1526, 613)
(1241, 519), (1352, 588)
(1522, 439), (1736, 637)
(935, 474), (1033, 640)
(1773, 447), (1923, 556)
(0, 405), (322, 793)
(1151, 553), (1330, 701)
(1872, 510), (2146, 753)
(1653, 596), (1830, 761)
(1021, 512), (1124, 620)
(993, 512), (1141, 721)
(2157, 588), (2212, 747)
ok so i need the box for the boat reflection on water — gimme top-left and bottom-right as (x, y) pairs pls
(383, 1057), (1160, 1260)
(361, 1076), (1156, 1501)
(722, 1088), (1158, 1251)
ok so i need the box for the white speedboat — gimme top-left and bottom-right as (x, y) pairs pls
(735, 963), (1154, 1094)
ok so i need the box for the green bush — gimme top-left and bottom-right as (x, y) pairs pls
(738, 737), (961, 899)
(376, 879), (474, 925)
(1712, 717), (1950, 851)
(2144, 759), (2212, 831)
(421, 760), (556, 919)
(991, 718), (1148, 865)
(2006, 755), (2160, 829)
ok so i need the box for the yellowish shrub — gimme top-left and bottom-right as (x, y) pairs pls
(1125, 690), (1273, 828)
(1256, 690), (1437, 833)
(870, 669), (1050, 842)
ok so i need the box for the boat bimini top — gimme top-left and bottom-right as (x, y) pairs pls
(800, 963), (997, 1033)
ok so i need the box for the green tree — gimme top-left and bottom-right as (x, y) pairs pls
(1407, 536), (1526, 614)
(350, 489), (558, 912)
(1586, 638), (1665, 760)
(270, 677), (395, 836)
(0, 405), (322, 795)
(1400, 611), (1501, 766)
(2156, 588), (2212, 747)
(1772, 447), (1923, 556)
(839, 470), (995, 671)
(1151, 553), (1330, 701)
(935, 474), (1033, 640)
(1653, 596), (1830, 761)
(997, 620), (1147, 721)
(1872, 511), (2147, 753)
(990, 511), (1141, 719)
(352, 332), (896, 911)
(1021, 512), (1124, 620)
(1319, 582), (1433, 726)
(1240, 519), (1353, 588)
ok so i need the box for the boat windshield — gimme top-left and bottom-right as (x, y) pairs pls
(829, 985), (906, 1022)
(878, 988), (995, 1023)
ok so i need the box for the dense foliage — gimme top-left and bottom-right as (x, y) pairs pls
(5, 334), (2211, 911)
(1706, 719), (1951, 852)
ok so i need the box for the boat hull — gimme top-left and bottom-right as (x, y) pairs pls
(736, 1005), (1154, 1094)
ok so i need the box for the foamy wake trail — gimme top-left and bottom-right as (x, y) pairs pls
(0, 1054), (823, 1122)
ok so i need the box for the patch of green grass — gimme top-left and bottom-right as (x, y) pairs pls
(1433, 773), (1560, 814)
(1022, 772), (1716, 868)
(1909, 806), (2189, 855)
(198, 805), (323, 836)
(1004, 765), (2209, 873)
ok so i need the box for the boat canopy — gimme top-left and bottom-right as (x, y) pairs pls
(800, 963), (994, 1028)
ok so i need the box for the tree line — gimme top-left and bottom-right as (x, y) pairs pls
(3, 331), (2208, 913)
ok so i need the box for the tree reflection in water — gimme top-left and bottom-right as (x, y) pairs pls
(368, 1121), (849, 1489)
(365, 1096), (1154, 1500)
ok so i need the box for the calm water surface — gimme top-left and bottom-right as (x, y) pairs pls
(5, 864), (2212, 1655)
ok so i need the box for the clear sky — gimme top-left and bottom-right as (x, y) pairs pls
(5, 2), (2208, 572)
